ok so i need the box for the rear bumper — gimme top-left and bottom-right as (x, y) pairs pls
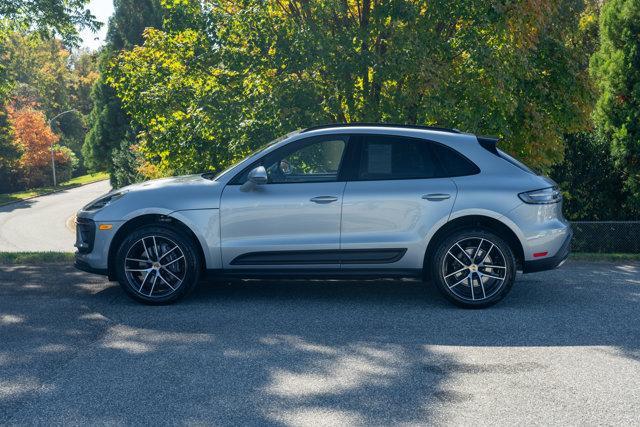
(522, 229), (572, 273)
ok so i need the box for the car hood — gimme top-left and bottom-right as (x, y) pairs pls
(119, 174), (215, 194)
(83, 174), (224, 221)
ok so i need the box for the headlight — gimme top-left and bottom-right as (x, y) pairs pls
(518, 187), (562, 204)
(83, 192), (127, 211)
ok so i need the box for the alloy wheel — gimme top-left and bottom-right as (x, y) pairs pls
(441, 237), (508, 302)
(124, 235), (187, 298)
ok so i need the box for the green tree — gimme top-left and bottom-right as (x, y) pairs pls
(3, 33), (97, 174)
(69, 49), (100, 116)
(62, 49), (99, 173)
(590, 0), (640, 215)
(82, 0), (163, 187)
(551, 132), (628, 220)
(83, 73), (131, 172)
(0, 0), (99, 99)
(0, 0), (99, 45)
(108, 0), (594, 179)
(4, 33), (73, 115)
(107, 0), (164, 50)
(0, 104), (19, 192)
(0, 0), (98, 191)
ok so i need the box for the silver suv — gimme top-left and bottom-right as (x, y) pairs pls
(75, 124), (572, 308)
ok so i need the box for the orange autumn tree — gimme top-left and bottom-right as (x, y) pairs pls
(9, 107), (73, 187)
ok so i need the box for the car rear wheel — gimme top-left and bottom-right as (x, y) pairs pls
(115, 225), (201, 304)
(431, 229), (516, 308)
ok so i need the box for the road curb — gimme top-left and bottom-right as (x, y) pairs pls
(66, 214), (77, 233)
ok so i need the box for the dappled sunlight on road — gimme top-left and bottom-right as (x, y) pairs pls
(0, 260), (639, 424)
(101, 325), (213, 355)
(263, 340), (404, 398)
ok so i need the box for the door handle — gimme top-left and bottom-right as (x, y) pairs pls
(422, 193), (451, 201)
(310, 196), (339, 204)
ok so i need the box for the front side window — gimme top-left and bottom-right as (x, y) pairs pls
(357, 135), (440, 180)
(231, 136), (348, 184)
(266, 138), (346, 183)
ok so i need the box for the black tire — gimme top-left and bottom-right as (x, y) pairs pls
(431, 228), (516, 308)
(114, 225), (201, 304)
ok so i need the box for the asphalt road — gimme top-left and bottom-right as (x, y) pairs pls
(0, 260), (638, 425)
(0, 181), (111, 252)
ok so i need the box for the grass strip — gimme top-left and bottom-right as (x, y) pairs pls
(0, 252), (75, 265)
(0, 172), (109, 206)
(569, 252), (640, 262)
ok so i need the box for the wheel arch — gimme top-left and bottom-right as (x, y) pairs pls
(107, 214), (206, 280)
(423, 214), (525, 278)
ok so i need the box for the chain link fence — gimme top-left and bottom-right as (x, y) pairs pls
(571, 221), (640, 253)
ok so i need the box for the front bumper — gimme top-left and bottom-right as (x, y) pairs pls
(74, 257), (108, 276)
(522, 228), (573, 273)
(73, 215), (123, 277)
(75, 217), (96, 254)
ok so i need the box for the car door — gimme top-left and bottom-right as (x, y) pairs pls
(340, 134), (459, 271)
(220, 134), (351, 269)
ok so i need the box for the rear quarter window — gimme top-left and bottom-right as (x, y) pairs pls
(431, 144), (480, 177)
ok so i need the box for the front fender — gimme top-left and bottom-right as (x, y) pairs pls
(168, 209), (221, 269)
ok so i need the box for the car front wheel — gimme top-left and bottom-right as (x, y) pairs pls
(115, 225), (201, 304)
(431, 229), (516, 308)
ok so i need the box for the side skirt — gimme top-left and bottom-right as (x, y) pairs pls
(206, 268), (423, 281)
(230, 249), (407, 266)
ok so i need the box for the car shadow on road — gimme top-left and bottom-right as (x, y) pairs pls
(0, 260), (638, 424)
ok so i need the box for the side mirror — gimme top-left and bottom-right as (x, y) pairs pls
(240, 165), (267, 192)
(248, 165), (268, 185)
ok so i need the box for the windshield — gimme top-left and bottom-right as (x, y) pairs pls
(202, 130), (302, 181)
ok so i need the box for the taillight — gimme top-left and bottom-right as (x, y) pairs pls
(518, 187), (562, 204)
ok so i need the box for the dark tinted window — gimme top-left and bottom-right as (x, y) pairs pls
(357, 135), (441, 180)
(431, 143), (480, 177)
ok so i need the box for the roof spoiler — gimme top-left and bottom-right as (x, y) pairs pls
(477, 136), (500, 155)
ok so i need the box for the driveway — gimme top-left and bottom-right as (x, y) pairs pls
(0, 181), (111, 252)
(0, 260), (638, 425)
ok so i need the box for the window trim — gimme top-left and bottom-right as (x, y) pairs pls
(228, 134), (353, 185)
(227, 133), (480, 185)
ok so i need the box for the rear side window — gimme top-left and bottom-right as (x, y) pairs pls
(431, 144), (480, 177)
(357, 135), (441, 180)
(355, 135), (479, 180)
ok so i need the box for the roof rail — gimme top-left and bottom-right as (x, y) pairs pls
(300, 122), (463, 134)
